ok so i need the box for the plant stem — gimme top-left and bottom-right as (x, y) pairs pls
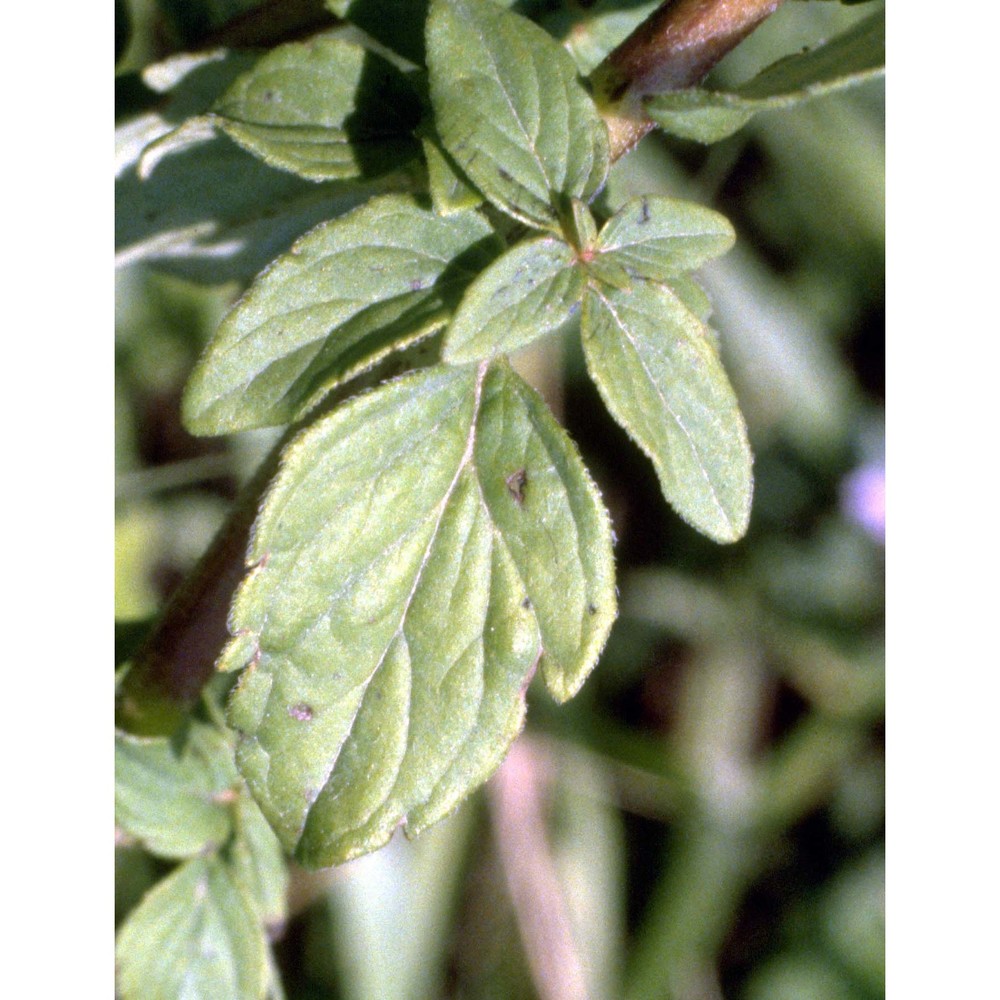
(590, 0), (785, 160)
(115, 439), (287, 736)
(200, 0), (335, 51)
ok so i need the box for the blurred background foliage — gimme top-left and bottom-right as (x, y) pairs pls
(116, 1), (884, 997)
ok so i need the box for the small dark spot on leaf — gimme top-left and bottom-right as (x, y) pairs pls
(262, 90), (275, 102)
(289, 703), (313, 721)
(588, 603), (598, 616)
(521, 596), (532, 609)
(410, 278), (424, 291)
(639, 198), (650, 224)
(506, 468), (527, 505)
(498, 167), (513, 182)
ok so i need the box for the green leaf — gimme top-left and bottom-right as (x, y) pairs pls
(222, 361), (615, 866)
(212, 36), (422, 182)
(116, 856), (268, 1000)
(116, 51), (377, 284)
(231, 794), (289, 933)
(443, 236), (586, 363)
(543, 0), (660, 76)
(666, 274), (713, 323)
(563, 196), (599, 252)
(646, 10), (885, 143)
(421, 133), (484, 215)
(582, 281), (752, 542)
(115, 723), (237, 860)
(427, 0), (610, 230)
(592, 196), (735, 283)
(182, 195), (501, 434)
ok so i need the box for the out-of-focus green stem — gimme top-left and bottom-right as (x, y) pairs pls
(623, 632), (876, 999)
(625, 640), (765, 1000)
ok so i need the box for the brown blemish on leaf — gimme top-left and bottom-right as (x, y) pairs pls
(506, 469), (528, 505)
(288, 703), (313, 721)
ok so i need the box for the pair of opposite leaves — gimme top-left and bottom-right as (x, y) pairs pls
(182, 0), (752, 867)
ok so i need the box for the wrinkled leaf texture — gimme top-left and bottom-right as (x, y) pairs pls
(183, 195), (501, 434)
(427, 0), (609, 230)
(220, 361), (616, 867)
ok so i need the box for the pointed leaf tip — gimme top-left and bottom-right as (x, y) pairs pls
(582, 281), (752, 543)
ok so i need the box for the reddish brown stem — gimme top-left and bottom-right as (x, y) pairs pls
(591, 0), (785, 159)
(116, 441), (286, 735)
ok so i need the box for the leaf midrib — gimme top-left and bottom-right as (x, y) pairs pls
(294, 363), (490, 833)
(590, 285), (733, 533)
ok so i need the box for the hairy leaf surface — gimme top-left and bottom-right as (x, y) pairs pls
(427, 0), (609, 230)
(183, 196), (501, 434)
(222, 362), (615, 867)
(116, 856), (268, 1000)
(582, 281), (752, 543)
(421, 133), (484, 215)
(213, 37), (421, 181)
(231, 795), (289, 932)
(115, 723), (237, 859)
(592, 196), (735, 283)
(444, 236), (586, 363)
(646, 10), (884, 143)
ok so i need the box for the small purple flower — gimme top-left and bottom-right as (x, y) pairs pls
(841, 463), (885, 543)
